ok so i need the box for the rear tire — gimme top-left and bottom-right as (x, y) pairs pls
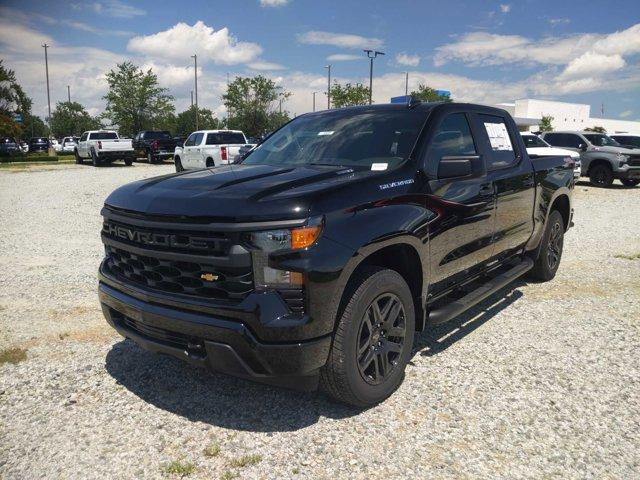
(74, 149), (83, 164)
(320, 267), (415, 408)
(621, 178), (640, 187)
(91, 149), (99, 167)
(175, 156), (184, 172)
(124, 157), (133, 166)
(528, 210), (564, 282)
(589, 164), (613, 187)
(147, 151), (156, 164)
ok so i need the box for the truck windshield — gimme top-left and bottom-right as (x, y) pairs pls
(206, 132), (246, 145)
(584, 134), (620, 147)
(145, 131), (172, 140)
(242, 109), (428, 169)
(521, 135), (548, 148)
(91, 132), (118, 140)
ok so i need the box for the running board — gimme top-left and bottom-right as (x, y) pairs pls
(428, 257), (534, 326)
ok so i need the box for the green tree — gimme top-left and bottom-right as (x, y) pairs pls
(103, 62), (174, 137)
(49, 101), (102, 137)
(584, 126), (606, 133)
(174, 106), (221, 135)
(223, 75), (291, 138)
(410, 84), (452, 103)
(539, 115), (554, 132)
(329, 82), (370, 108)
(22, 113), (49, 139)
(0, 60), (32, 138)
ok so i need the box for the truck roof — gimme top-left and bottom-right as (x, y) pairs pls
(193, 129), (245, 134)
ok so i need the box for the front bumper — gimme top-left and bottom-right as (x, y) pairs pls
(616, 167), (640, 180)
(99, 279), (331, 390)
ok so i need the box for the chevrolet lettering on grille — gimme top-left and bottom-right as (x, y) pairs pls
(103, 222), (224, 251)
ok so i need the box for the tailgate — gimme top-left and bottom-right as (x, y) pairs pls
(99, 139), (133, 152)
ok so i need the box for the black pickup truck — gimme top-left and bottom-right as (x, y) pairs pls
(132, 130), (177, 164)
(99, 103), (574, 407)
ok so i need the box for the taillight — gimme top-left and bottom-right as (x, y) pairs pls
(151, 140), (159, 151)
(98, 141), (102, 149)
(221, 146), (228, 161)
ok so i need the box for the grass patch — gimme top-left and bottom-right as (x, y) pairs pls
(220, 471), (238, 480)
(163, 460), (196, 477)
(614, 252), (640, 260)
(229, 454), (262, 468)
(0, 347), (28, 365)
(203, 442), (221, 458)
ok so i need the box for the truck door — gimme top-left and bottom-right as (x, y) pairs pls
(78, 132), (89, 156)
(424, 112), (497, 292)
(472, 113), (535, 258)
(182, 132), (202, 168)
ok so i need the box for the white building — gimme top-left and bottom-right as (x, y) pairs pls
(495, 99), (640, 134)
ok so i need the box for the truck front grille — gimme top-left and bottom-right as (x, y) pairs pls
(104, 245), (253, 302)
(628, 156), (640, 167)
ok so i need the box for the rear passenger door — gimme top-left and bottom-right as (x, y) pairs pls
(424, 112), (497, 292)
(472, 113), (535, 258)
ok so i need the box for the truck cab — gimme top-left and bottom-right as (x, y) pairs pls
(99, 103), (573, 407)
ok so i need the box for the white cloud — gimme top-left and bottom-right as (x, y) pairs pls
(500, 4), (511, 13)
(259, 0), (289, 6)
(559, 52), (626, 80)
(247, 61), (287, 71)
(326, 54), (361, 61)
(395, 53), (420, 67)
(88, 0), (146, 18)
(297, 30), (383, 50)
(63, 20), (133, 37)
(127, 22), (262, 65)
(619, 110), (633, 118)
(548, 18), (570, 26)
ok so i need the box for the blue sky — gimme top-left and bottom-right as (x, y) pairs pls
(1, 0), (639, 121)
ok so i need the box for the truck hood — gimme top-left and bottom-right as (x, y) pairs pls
(589, 145), (640, 155)
(104, 163), (384, 221)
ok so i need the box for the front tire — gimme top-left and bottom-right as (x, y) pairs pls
(74, 149), (83, 164)
(589, 164), (613, 187)
(91, 148), (99, 167)
(147, 151), (157, 164)
(529, 210), (564, 282)
(320, 267), (415, 407)
(175, 156), (184, 172)
(621, 178), (640, 187)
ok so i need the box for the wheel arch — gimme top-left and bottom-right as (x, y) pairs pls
(550, 193), (570, 231)
(587, 158), (613, 175)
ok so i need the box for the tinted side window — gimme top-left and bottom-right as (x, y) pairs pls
(80, 133), (88, 141)
(543, 133), (564, 147)
(193, 132), (204, 146)
(478, 114), (516, 169)
(184, 133), (197, 147)
(428, 113), (477, 165)
(564, 134), (583, 148)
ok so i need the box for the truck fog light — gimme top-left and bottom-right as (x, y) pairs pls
(263, 267), (304, 287)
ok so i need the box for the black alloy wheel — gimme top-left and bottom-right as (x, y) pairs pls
(589, 165), (613, 187)
(547, 221), (563, 271)
(356, 293), (407, 385)
(621, 178), (640, 187)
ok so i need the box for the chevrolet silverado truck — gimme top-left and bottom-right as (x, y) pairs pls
(173, 129), (247, 172)
(132, 130), (177, 164)
(541, 131), (640, 187)
(99, 103), (574, 407)
(75, 130), (135, 167)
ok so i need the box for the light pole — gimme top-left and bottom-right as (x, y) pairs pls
(191, 54), (198, 130)
(42, 44), (51, 127)
(404, 71), (409, 96)
(312, 92), (318, 112)
(67, 85), (71, 103)
(325, 65), (332, 109)
(363, 49), (385, 105)
(190, 90), (194, 108)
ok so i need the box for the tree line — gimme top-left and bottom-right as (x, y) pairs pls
(1, 58), (453, 140)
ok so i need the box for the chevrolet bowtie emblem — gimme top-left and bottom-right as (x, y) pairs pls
(200, 273), (219, 282)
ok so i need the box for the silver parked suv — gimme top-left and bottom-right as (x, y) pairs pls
(541, 131), (640, 187)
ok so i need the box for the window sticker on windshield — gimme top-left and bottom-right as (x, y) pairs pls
(484, 122), (513, 151)
(371, 163), (388, 171)
(317, 131), (334, 136)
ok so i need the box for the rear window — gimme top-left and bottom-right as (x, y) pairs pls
(90, 132), (118, 140)
(206, 132), (246, 145)
(521, 135), (548, 148)
(31, 137), (48, 143)
(144, 131), (172, 140)
(1, 137), (17, 144)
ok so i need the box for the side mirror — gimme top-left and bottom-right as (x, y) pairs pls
(579, 143), (587, 152)
(437, 156), (475, 179)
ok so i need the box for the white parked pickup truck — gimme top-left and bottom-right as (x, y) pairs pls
(521, 133), (581, 180)
(75, 130), (135, 167)
(173, 130), (248, 172)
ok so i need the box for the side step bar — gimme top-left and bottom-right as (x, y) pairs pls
(428, 257), (534, 326)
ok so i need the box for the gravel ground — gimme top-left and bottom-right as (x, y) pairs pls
(1, 163), (639, 479)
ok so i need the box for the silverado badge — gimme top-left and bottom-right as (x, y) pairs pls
(200, 273), (219, 282)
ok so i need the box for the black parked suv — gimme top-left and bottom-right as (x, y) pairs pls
(99, 103), (573, 406)
(0, 137), (21, 156)
(29, 137), (50, 153)
(132, 130), (177, 164)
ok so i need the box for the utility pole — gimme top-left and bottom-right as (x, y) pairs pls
(190, 90), (194, 108)
(325, 65), (332, 109)
(364, 50), (385, 105)
(226, 72), (230, 125)
(404, 71), (409, 96)
(42, 44), (51, 127)
(67, 85), (71, 103)
(312, 92), (317, 112)
(191, 54), (198, 130)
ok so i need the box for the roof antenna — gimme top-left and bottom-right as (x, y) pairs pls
(407, 95), (421, 109)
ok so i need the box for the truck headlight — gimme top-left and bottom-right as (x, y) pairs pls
(250, 222), (322, 288)
(617, 153), (629, 166)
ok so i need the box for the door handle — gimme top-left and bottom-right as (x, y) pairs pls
(479, 183), (494, 196)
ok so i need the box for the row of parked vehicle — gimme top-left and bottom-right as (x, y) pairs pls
(519, 131), (640, 188)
